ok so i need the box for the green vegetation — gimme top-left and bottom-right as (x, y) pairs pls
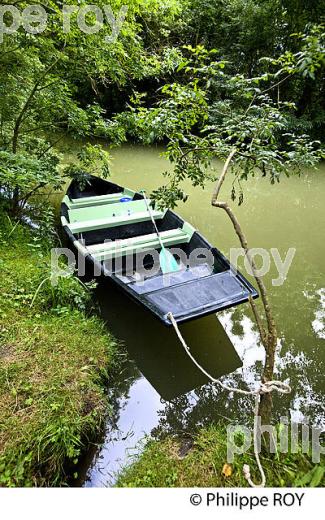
(0, 214), (119, 486)
(117, 426), (325, 488)
(110, 39), (324, 209)
(0, 0), (181, 215)
(0, 2), (323, 216)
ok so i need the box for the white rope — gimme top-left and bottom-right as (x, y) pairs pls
(167, 311), (291, 488)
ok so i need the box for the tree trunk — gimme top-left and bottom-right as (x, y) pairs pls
(11, 187), (21, 217)
(211, 149), (278, 427)
(259, 335), (277, 425)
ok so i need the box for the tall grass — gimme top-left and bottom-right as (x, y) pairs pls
(0, 214), (120, 486)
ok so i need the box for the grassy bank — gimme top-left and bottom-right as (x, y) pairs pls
(117, 425), (325, 488)
(0, 213), (119, 486)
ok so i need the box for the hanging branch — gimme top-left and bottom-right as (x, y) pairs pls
(210, 148), (279, 423)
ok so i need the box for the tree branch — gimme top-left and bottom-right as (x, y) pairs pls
(37, 135), (65, 159)
(211, 148), (236, 203)
(210, 147), (279, 360)
(212, 199), (276, 348)
(12, 55), (62, 153)
(261, 74), (291, 95)
(18, 183), (46, 205)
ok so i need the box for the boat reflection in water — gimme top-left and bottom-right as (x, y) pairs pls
(79, 282), (242, 487)
(96, 281), (242, 401)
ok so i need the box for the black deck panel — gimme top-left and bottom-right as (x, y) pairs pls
(145, 271), (248, 318)
(128, 264), (213, 295)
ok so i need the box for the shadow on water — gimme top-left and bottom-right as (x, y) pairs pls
(96, 282), (243, 401)
(77, 281), (244, 487)
(76, 273), (325, 486)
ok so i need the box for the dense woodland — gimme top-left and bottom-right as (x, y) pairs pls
(0, 0), (324, 217)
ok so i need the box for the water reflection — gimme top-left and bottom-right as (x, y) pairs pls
(311, 288), (325, 340)
(79, 281), (325, 487)
(95, 283), (243, 401)
(81, 282), (243, 486)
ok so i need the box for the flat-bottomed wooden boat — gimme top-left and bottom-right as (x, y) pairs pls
(61, 176), (258, 326)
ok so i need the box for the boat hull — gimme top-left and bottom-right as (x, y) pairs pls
(61, 176), (258, 326)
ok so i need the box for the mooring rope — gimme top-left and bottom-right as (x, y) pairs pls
(167, 311), (291, 488)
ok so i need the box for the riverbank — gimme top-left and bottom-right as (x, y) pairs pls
(117, 425), (325, 487)
(0, 213), (119, 486)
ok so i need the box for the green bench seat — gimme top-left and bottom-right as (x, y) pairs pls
(68, 199), (154, 224)
(88, 227), (192, 261)
(62, 189), (135, 209)
(64, 209), (166, 234)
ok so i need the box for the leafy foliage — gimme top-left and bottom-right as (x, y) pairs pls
(0, 0), (183, 214)
(0, 146), (62, 215)
(109, 43), (323, 208)
(63, 144), (111, 191)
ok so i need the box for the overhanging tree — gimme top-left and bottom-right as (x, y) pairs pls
(110, 36), (323, 424)
(0, 0), (182, 215)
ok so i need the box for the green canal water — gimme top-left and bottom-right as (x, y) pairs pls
(55, 142), (325, 486)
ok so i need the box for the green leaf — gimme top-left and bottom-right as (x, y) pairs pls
(310, 466), (325, 487)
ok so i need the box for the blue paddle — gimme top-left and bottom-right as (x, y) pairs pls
(141, 191), (180, 274)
